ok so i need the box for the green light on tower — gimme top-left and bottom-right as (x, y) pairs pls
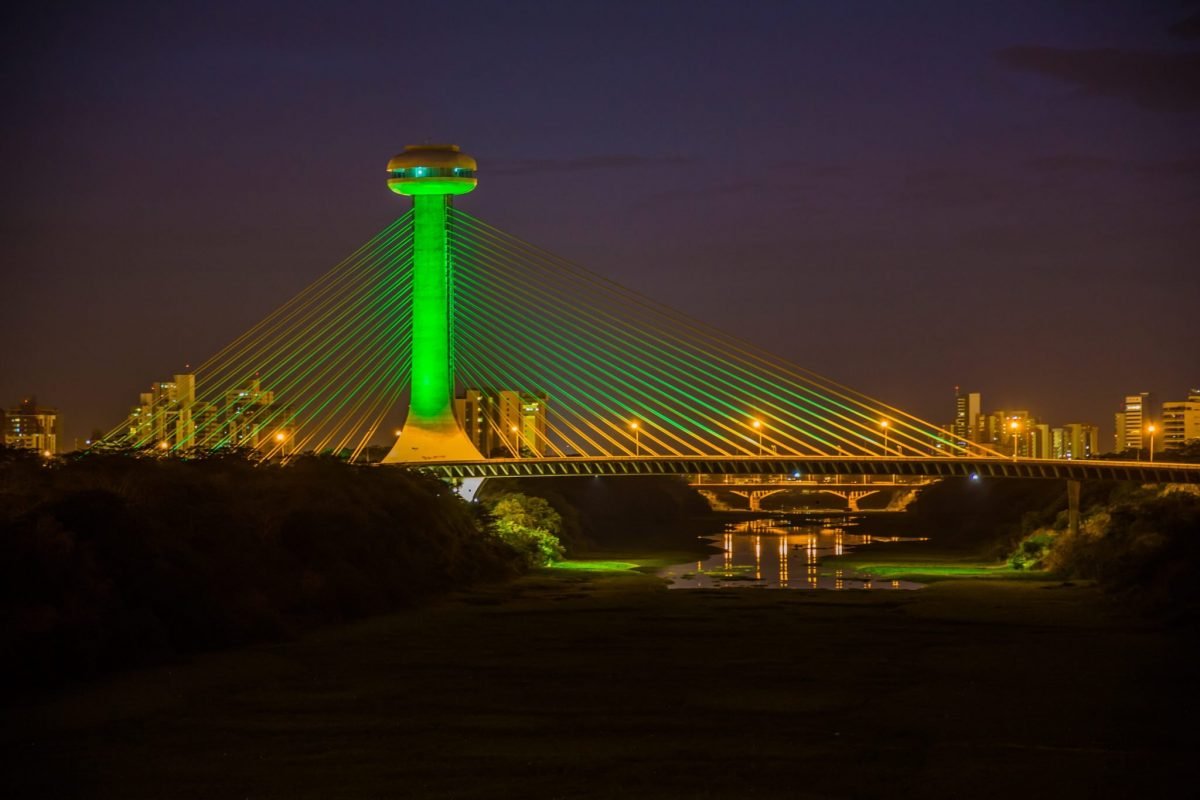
(383, 144), (483, 463)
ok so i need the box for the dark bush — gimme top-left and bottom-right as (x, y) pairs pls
(1048, 488), (1200, 618)
(0, 450), (520, 694)
(479, 475), (716, 551)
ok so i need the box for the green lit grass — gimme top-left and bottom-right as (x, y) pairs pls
(550, 559), (639, 572)
(826, 555), (1051, 583)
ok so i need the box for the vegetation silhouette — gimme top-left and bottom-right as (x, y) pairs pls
(485, 493), (566, 566)
(880, 471), (1200, 618)
(1013, 485), (1200, 619)
(0, 447), (521, 693)
(477, 475), (716, 551)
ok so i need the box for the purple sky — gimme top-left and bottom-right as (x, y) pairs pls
(3, 0), (1198, 448)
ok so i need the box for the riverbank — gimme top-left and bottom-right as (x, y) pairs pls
(823, 537), (1051, 583)
(4, 557), (1194, 799)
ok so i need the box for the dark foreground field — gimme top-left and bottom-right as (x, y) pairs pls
(3, 562), (1196, 799)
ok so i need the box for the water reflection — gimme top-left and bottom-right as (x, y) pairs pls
(661, 517), (926, 591)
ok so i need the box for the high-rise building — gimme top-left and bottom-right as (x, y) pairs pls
(953, 388), (981, 446)
(3, 397), (59, 454)
(516, 393), (548, 457)
(1030, 423), (1051, 460)
(1051, 427), (1067, 459)
(123, 374), (289, 452)
(223, 377), (290, 449)
(455, 388), (548, 457)
(1161, 391), (1200, 450)
(1051, 423), (1099, 460)
(1115, 393), (1150, 453)
(127, 373), (208, 449)
(979, 410), (1037, 457)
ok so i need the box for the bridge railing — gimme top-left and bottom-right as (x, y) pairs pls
(409, 455), (1200, 484)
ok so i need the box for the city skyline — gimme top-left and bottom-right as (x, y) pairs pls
(10, 374), (1197, 459)
(3, 1), (1198, 446)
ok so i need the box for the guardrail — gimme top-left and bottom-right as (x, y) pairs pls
(409, 456), (1200, 483)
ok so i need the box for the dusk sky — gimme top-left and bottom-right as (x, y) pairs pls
(3, 0), (1198, 447)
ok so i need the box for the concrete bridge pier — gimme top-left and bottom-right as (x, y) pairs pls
(817, 489), (880, 512)
(730, 489), (786, 512)
(456, 477), (487, 503)
(1067, 479), (1081, 537)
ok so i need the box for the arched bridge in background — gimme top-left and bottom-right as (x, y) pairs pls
(416, 456), (1200, 520)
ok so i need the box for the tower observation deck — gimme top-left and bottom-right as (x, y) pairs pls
(382, 144), (482, 463)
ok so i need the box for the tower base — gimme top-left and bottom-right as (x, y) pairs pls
(381, 417), (484, 464)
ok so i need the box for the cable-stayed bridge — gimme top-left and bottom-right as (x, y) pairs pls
(100, 144), (1200, 489)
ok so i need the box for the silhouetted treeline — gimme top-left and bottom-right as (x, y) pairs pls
(1018, 484), (1200, 620)
(479, 475), (717, 551)
(865, 477), (1070, 555)
(0, 448), (519, 694)
(872, 472), (1200, 617)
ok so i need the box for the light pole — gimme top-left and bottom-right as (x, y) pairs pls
(1147, 423), (1156, 462)
(879, 419), (889, 455)
(510, 424), (520, 458)
(1009, 420), (1021, 461)
(630, 421), (640, 456)
(752, 419), (763, 455)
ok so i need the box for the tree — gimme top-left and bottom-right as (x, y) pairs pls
(486, 493), (564, 567)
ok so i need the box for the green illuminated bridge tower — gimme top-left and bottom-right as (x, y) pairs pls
(382, 144), (483, 463)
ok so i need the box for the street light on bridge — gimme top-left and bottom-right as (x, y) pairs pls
(751, 419), (764, 455)
(1147, 423), (1156, 463)
(879, 419), (889, 455)
(1009, 420), (1021, 462)
(629, 420), (640, 456)
(509, 424), (520, 458)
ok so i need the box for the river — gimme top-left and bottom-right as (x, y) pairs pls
(659, 516), (927, 590)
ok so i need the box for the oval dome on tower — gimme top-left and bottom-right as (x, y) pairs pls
(387, 144), (477, 196)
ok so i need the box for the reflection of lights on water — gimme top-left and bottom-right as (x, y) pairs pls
(669, 519), (926, 591)
(779, 535), (788, 586)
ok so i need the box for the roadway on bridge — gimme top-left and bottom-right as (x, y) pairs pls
(413, 455), (1200, 483)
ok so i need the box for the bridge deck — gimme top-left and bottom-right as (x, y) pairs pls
(691, 481), (933, 490)
(411, 456), (1200, 483)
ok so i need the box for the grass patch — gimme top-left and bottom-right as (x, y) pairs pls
(549, 560), (639, 572)
(825, 546), (1053, 583)
(829, 561), (1051, 583)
